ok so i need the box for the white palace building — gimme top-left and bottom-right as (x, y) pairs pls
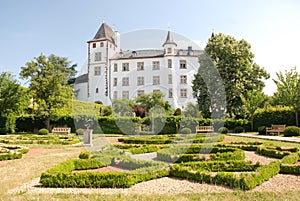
(74, 23), (203, 109)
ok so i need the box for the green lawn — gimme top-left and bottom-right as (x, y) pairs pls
(1, 135), (300, 201)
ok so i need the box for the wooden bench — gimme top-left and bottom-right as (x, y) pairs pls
(52, 127), (71, 134)
(266, 125), (286, 135)
(196, 126), (214, 133)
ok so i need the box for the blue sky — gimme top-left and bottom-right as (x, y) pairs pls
(0, 0), (300, 94)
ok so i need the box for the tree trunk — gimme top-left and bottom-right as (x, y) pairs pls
(296, 110), (299, 127)
(250, 119), (254, 132)
(45, 116), (51, 132)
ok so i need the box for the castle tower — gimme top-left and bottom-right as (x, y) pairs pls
(87, 22), (119, 104)
(162, 28), (177, 56)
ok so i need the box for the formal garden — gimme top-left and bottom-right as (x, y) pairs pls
(2, 34), (300, 200)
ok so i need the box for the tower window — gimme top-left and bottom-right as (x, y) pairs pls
(113, 78), (118, 86)
(114, 63), (118, 72)
(168, 74), (172, 84)
(167, 48), (172, 53)
(122, 77), (129, 86)
(95, 52), (101, 61)
(137, 62), (144, 71)
(137, 76), (144, 86)
(96, 88), (99, 93)
(152, 61), (160, 70)
(180, 75), (187, 84)
(168, 59), (172, 68)
(113, 91), (118, 99)
(92, 43), (96, 48)
(168, 88), (173, 98)
(122, 91), (129, 99)
(180, 60), (187, 69)
(153, 76), (160, 85)
(122, 63), (129, 71)
(180, 89), (188, 98)
(137, 90), (144, 96)
(94, 66), (101, 76)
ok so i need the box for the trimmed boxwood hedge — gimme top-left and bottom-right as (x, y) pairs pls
(40, 156), (169, 188)
(0, 144), (29, 161)
(170, 153), (298, 190)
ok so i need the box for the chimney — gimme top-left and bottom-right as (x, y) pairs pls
(187, 46), (192, 55)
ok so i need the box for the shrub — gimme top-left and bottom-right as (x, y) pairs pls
(174, 108), (182, 116)
(38, 128), (49, 135)
(0, 128), (7, 135)
(234, 126), (244, 133)
(79, 151), (90, 159)
(218, 127), (228, 134)
(284, 126), (300, 137)
(76, 128), (84, 135)
(258, 126), (266, 135)
(180, 128), (191, 134)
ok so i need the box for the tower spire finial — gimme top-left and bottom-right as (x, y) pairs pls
(211, 27), (215, 38)
(102, 16), (106, 24)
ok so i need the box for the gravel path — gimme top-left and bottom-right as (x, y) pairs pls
(7, 151), (300, 195)
(244, 151), (279, 165)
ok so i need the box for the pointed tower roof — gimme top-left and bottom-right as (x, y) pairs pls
(89, 22), (115, 44)
(163, 29), (177, 46)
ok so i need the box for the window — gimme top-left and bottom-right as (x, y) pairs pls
(100, 42), (104, 47)
(168, 59), (172, 68)
(137, 76), (144, 86)
(113, 78), (118, 86)
(122, 63), (129, 71)
(92, 43), (96, 48)
(180, 89), (188, 98)
(95, 52), (101, 61)
(168, 74), (172, 84)
(122, 91), (129, 99)
(180, 75), (187, 84)
(152, 61), (160, 70)
(122, 77), (129, 86)
(168, 88), (173, 98)
(94, 66), (101, 76)
(180, 60), (187, 69)
(137, 90), (144, 96)
(113, 63), (118, 72)
(167, 48), (172, 54)
(137, 62), (144, 71)
(96, 88), (99, 93)
(153, 76), (160, 85)
(153, 89), (160, 93)
(113, 91), (118, 99)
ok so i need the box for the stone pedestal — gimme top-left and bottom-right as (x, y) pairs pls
(83, 129), (93, 147)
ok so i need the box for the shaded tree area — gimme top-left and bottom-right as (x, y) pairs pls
(20, 54), (76, 131)
(193, 33), (269, 118)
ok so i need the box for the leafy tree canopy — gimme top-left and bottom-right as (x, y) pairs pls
(20, 54), (76, 130)
(273, 67), (300, 126)
(193, 33), (269, 118)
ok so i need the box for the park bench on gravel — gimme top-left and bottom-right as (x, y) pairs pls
(51, 127), (71, 134)
(266, 125), (285, 135)
(196, 126), (214, 133)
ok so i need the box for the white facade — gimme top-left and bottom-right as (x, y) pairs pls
(75, 23), (202, 109)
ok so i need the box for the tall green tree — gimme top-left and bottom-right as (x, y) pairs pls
(273, 67), (300, 126)
(20, 54), (76, 130)
(193, 33), (270, 118)
(135, 91), (171, 112)
(241, 88), (267, 131)
(0, 72), (29, 132)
